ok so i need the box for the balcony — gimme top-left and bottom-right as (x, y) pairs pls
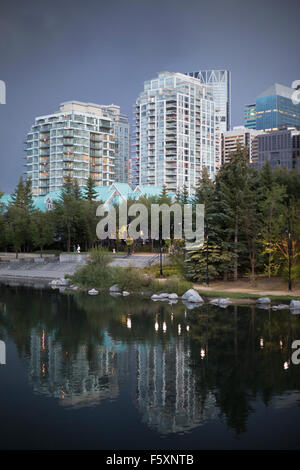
(165, 142), (177, 148)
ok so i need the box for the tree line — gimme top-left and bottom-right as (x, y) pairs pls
(187, 148), (300, 284)
(0, 176), (100, 256)
(0, 148), (300, 285)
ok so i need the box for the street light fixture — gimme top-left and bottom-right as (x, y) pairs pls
(205, 219), (209, 286)
(284, 218), (292, 292)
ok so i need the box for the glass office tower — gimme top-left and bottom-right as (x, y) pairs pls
(26, 101), (129, 196)
(256, 84), (300, 131)
(244, 104), (257, 129)
(134, 72), (216, 196)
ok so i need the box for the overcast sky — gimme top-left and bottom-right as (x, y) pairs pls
(0, 0), (299, 193)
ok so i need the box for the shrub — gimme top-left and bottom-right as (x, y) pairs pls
(142, 263), (182, 278)
(116, 267), (153, 291)
(70, 263), (116, 288)
(152, 276), (192, 295)
(89, 247), (112, 267)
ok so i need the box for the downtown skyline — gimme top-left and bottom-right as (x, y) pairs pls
(0, 0), (300, 193)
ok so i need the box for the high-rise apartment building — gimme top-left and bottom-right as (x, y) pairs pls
(244, 104), (257, 129)
(186, 70), (231, 169)
(255, 84), (300, 131)
(221, 126), (262, 165)
(26, 101), (129, 196)
(134, 72), (216, 195)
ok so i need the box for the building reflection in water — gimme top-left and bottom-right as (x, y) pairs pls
(23, 303), (300, 436)
(29, 329), (129, 409)
(27, 321), (217, 433)
(135, 337), (217, 434)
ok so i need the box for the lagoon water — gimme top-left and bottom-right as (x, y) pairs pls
(0, 283), (300, 450)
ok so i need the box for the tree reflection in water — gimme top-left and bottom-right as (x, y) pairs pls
(0, 283), (300, 436)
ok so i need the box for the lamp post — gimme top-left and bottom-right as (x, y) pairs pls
(159, 235), (163, 277)
(205, 220), (209, 286)
(285, 218), (292, 292)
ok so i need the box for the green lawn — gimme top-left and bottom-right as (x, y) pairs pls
(194, 289), (300, 301)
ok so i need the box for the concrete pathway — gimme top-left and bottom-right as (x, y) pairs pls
(0, 254), (166, 281)
(0, 261), (79, 280)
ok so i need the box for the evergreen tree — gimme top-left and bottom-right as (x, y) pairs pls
(178, 184), (189, 204)
(24, 177), (35, 213)
(215, 146), (249, 280)
(8, 177), (35, 253)
(85, 176), (97, 201)
(10, 176), (25, 209)
(241, 167), (264, 284)
(72, 179), (82, 201)
(159, 184), (171, 204)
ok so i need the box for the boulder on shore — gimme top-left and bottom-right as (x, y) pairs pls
(168, 293), (178, 300)
(290, 300), (300, 310)
(151, 294), (160, 301)
(88, 289), (99, 296)
(159, 293), (170, 298)
(182, 289), (204, 303)
(109, 284), (121, 293)
(256, 297), (271, 304)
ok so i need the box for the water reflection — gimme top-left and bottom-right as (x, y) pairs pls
(29, 329), (128, 408)
(0, 284), (300, 437)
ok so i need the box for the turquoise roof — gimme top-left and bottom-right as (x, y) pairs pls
(33, 196), (47, 211)
(110, 195), (125, 206)
(0, 193), (12, 207)
(93, 186), (114, 202)
(46, 190), (62, 201)
(0, 183), (175, 213)
(135, 185), (174, 199)
(111, 182), (135, 198)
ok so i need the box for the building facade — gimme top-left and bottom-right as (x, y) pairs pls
(221, 126), (262, 165)
(186, 70), (231, 132)
(257, 127), (300, 170)
(134, 72), (216, 196)
(255, 84), (300, 131)
(26, 101), (129, 196)
(244, 104), (257, 129)
(186, 70), (231, 170)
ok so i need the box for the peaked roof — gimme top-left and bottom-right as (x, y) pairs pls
(93, 186), (114, 202)
(257, 83), (294, 100)
(0, 183), (173, 213)
(134, 185), (175, 199)
(134, 185), (164, 197)
(111, 182), (135, 198)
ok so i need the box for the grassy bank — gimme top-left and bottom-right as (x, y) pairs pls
(68, 248), (300, 301)
(68, 247), (192, 295)
(193, 289), (300, 301)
